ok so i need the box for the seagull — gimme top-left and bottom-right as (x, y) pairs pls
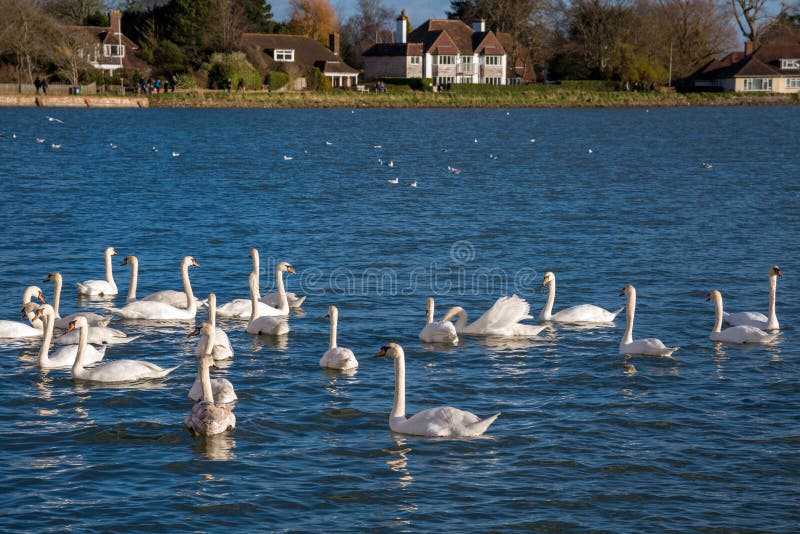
(12, 133), (16, 139)
(474, 138), (478, 143)
(172, 151), (180, 157)
(489, 154), (498, 160)
(51, 143), (61, 149)
(152, 146), (158, 152)
(36, 138), (45, 143)
(387, 160), (395, 168)
(325, 141), (333, 146)
(441, 148), (448, 153)
(529, 138), (535, 143)
(372, 145), (382, 149)
(387, 178), (399, 184)
(588, 148), (593, 154)
(283, 155), (292, 160)
(702, 162), (713, 169)
(109, 143), (118, 149)
(409, 181), (418, 188)
(46, 116), (64, 124)
(505, 111), (510, 116)
(378, 158), (383, 165)
(447, 166), (461, 175)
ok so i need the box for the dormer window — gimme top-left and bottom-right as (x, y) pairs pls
(781, 59), (800, 69)
(274, 49), (294, 62)
(104, 44), (124, 57)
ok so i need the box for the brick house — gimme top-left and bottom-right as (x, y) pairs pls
(63, 10), (148, 74)
(689, 41), (800, 93)
(362, 13), (508, 86)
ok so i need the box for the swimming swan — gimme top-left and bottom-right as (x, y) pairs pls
(0, 286), (46, 338)
(319, 305), (358, 370)
(108, 257), (200, 320)
(67, 316), (179, 382)
(419, 297), (458, 344)
(139, 256), (203, 308)
(708, 290), (777, 344)
(619, 285), (678, 356)
(245, 272), (290, 335)
(442, 295), (545, 337)
(375, 343), (499, 437)
(43, 272), (111, 327)
(76, 247), (118, 296)
(34, 304), (105, 369)
(194, 293), (233, 360)
(188, 320), (237, 404)
(217, 254), (293, 318)
(251, 248), (306, 308)
(540, 272), (622, 323)
(185, 323), (236, 436)
(723, 265), (781, 331)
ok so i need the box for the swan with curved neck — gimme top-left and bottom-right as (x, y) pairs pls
(76, 247), (118, 296)
(540, 272), (623, 323)
(619, 285), (678, 356)
(34, 304), (105, 368)
(442, 295), (545, 337)
(707, 290), (777, 344)
(320, 305), (358, 370)
(140, 256), (202, 308)
(419, 297), (458, 343)
(185, 323), (236, 436)
(252, 248), (306, 308)
(43, 272), (111, 327)
(188, 318), (237, 404)
(121, 255), (139, 303)
(108, 257), (200, 320)
(375, 343), (499, 437)
(194, 293), (233, 360)
(67, 316), (179, 382)
(0, 286), (45, 338)
(246, 271), (290, 335)
(217, 255), (292, 318)
(724, 266), (781, 331)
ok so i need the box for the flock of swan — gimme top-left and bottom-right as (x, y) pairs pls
(0, 245), (783, 439)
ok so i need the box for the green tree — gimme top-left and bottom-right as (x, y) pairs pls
(207, 51), (260, 88)
(238, 0), (275, 32)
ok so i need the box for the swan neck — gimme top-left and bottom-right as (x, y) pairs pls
(454, 308), (468, 330)
(392, 351), (406, 420)
(767, 275), (778, 324)
(72, 322), (87, 373)
(52, 274), (62, 318)
(623, 291), (635, 344)
(426, 302), (434, 324)
(181, 259), (195, 303)
(275, 267), (289, 312)
(329, 314), (337, 349)
(104, 250), (115, 285)
(542, 280), (556, 320)
(209, 299), (216, 330)
(38, 310), (54, 366)
(712, 293), (724, 333)
(252, 249), (260, 277)
(200, 360), (214, 403)
(126, 258), (138, 303)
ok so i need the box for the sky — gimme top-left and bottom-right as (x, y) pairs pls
(272, 0), (453, 26)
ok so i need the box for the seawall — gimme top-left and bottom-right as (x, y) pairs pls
(0, 95), (149, 108)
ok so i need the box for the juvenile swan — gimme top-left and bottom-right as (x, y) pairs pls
(185, 323), (236, 435)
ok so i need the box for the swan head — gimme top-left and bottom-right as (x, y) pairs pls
(183, 256), (201, 268)
(542, 272), (555, 286)
(121, 255), (137, 267)
(32, 303), (55, 322)
(375, 342), (404, 359)
(619, 284), (635, 297)
(326, 305), (338, 321)
(105, 247), (118, 256)
(277, 261), (296, 275)
(770, 265), (782, 278)
(249, 247), (259, 259)
(21, 301), (41, 319)
(65, 316), (89, 333)
(23, 286), (46, 304)
(706, 289), (721, 302)
(43, 272), (61, 284)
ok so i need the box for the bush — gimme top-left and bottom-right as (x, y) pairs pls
(267, 71), (288, 90)
(207, 52), (261, 90)
(173, 72), (197, 89)
(153, 40), (186, 73)
(378, 77), (431, 91)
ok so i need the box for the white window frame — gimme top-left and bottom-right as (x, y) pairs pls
(274, 49), (294, 62)
(461, 56), (472, 64)
(436, 55), (455, 65)
(787, 78), (800, 88)
(743, 78), (772, 91)
(484, 77), (502, 85)
(409, 56), (420, 65)
(780, 59), (800, 69)
(104, 44), (124, 57)
(483, 55), (501, 66)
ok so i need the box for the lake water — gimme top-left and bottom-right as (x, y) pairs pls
(0, 105), (798, 531)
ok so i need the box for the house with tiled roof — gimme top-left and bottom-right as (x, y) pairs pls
(240, 33), (359, 88)
(362, 12), (508, 86)
(689, 41), (800, 93)
(63, 10), (148, 73)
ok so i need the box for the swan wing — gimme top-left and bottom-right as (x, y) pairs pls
(620, 338), (678, 356)
(395, 406), (497, 437)
(188, 377), (237, 403)
(186, 401), (236, 435)
(76, 280), (117, 296)
(54, 312), (111, 328)
(43, 344), (106, 369)
(419, 321), (459, 343)
(465, 295), (532, 334)
(320, 347), (359, 370)
(110, 300), (195, 320)
(550, 304), (623, 323)
(723, 311), (768, 328)
(76, 359), (179, 383)
(0, 320), (43, 338)
(712, 325), (777, 344)
(246, 316), (289, 335)
(261, 292), (306, 308)
(141, 290), (197, 308)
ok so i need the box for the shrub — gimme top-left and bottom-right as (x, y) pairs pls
(267, 71), (289, 90)
(153, 40), (186, 73)
(207, 52), (261, 90)
(378, 77), (431, 90)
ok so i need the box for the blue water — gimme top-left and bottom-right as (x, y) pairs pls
(0, 106), (798, 531)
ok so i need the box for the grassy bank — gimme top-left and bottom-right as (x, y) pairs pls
(148, 86), (800, 109)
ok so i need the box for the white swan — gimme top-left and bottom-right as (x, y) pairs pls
(188, 321), (237, 404)
(34, 304), (105, 369)
(55, 324), (136, 345)
(67, 317), (179, 383)
(320, 305), (358, 370)
(76, 247), (118, 296)
(108, 257), (200, 320)
(375, 343), (499, 437)
(619, 285), (678, 356)
(43, 272), (111, 328)
(723, 265), (781, 331)
(194, 294), (233, 360)
(540, 271), (623, 323)
(419, 297), (458, 344)
(121, 255), (139, 303)
(0, 286), (45, 338)
(708, 290), (777, 344)
(218, 259), (292, 319)
(252, 248), (306, 308)
(139, 256), (203, 308)
(185, 323), (236, 436)
(442, 295), (545, 337)
(246, 271), (290, 335)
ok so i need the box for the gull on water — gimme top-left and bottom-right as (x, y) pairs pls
(36, 138), (45, 143)
(46, 116), (64, 124)
(409, 181), (418, 188)
(387, 178), (399, 184)
(51, 143), (61, 149)
(172, 151), (180, 157)
(283, 155), (292, 160)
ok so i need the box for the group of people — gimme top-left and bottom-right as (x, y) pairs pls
(138, 77), (176, 95)
(624, 80), (656, 93)
(34, 76), (48, 95)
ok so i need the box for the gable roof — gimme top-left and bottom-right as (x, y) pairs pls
(60, 24), (149, 71)
(692, 42), (800, 80)
(240, 33), (358, 74)
(496, 32), (535, 82)
(364, 18), (506, 58)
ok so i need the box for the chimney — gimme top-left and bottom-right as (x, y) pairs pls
(396, 10), (408, 44)
(472, 19), (485, 33)
(109, 9), (121, 34)
(329, 32), (340, 56)
(744, 41), (753, 56)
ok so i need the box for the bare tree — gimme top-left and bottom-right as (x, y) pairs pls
(730, 0), (788, 45)
(341, 0), (392, 68)
(43, 0), (106, 25)
(205, 0), (248, 52)
(53, 26), (95, 86)
(0, 0), (59, 83)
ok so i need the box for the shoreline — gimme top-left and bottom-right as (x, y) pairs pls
(0, 91), (796, 109)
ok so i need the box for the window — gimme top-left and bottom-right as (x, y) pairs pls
(458, 77), (473, 84)
(436, 55), (455, 65)
(461, 56), (472, 64)
(409, 56), (420, 65)
(274, 49), (294, 62)
(787, 78), (800, 88)
(484, 77), (502, 85)
(780, 59), (800, 69)
(742, 78), (772, 91)
(435, 76), (454, 85)
(104, 44), (124, 57)
(483, 55), (501, 65)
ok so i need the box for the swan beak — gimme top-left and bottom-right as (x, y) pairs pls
(65, 321), (77, 333)
(186, 326), (202, 338)
(43, 273), (53, 282)
(618, 288), (626, 296)
(120, 257), (128, 266)
(33, 309), (44, 321)
(192, 259), (201, 268)
(705, 293), (712, 301)
(37, 292), (46, 303)
(775, 268), (782, 277)
(19, 308), (26, 319)
(374, 346), (389, 358)
(111, 249), (118, 256)
(287, 266), (296, 275)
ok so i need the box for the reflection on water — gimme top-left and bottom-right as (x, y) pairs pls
(385, 437), (413, 489)
(249, 334), (289, 352)
(192, 433), (236, 461)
